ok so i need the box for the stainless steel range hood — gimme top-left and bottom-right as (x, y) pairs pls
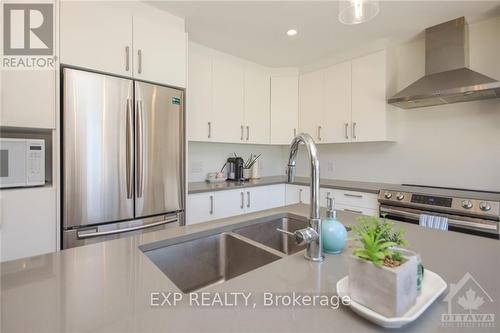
(388, 17), (500, 109)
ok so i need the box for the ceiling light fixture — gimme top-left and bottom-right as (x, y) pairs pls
(338, 0), (380, 25)
(286, 29), (298, 36)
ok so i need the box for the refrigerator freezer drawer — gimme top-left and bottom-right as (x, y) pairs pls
(63, 213), (181, 249)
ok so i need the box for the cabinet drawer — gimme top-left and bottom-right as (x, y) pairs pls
(336, 204), (379, 217)
(328, 189), (378, 209)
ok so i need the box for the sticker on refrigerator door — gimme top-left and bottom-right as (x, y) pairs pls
(171, 97), (181, 105)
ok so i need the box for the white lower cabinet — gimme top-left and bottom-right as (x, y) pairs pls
(245, 185), (285, 213)
(186, 192), (217, 225)
(320, 187), (379, 216)
(1, 187), (57, 262)
(285, 184), (310, 205)
(187, 185), (285, 225)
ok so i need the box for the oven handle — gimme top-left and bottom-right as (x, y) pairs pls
(77, 215), (178, 239)
(380, 206), (498, 231)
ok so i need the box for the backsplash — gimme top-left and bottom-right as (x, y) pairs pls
(188, 142), (287, 182)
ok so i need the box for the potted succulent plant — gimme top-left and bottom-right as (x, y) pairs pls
(347, 216), (417, 317)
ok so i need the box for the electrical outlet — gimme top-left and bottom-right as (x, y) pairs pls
(327, 161), (334, 172)
(190, 161), (203, 174)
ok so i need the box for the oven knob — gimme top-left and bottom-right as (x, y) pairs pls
(461, 200), (473, 209)
(384, 192), (393, 199)
(479, 201), (491, 212)
(396, 193), (405, 201)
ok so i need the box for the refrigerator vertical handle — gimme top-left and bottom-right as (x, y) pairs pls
(137, 100), (144, 198)
(126, 99), (134, 199)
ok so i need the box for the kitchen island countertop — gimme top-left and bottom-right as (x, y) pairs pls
(2, 204), (499, 333)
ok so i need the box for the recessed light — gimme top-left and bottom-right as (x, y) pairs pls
(286, 29), (297, 36)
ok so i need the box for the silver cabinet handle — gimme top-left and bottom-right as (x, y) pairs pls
(136, 100), (144, 198)
(352, 122), (357, 140)
(125, 46), (130, 71)
(125, 99), (134, 199)
(209, 195), (214, 215)
(299, 188), (303, 203)
(77, 215), (178, 239)
(317, 126), (322, 141)
(293, 128), (297, 137)
(138, 49), (142, 74)
(344, 193), (363, 198)
(246, 191), (251, 208)
(240, 192), (244, 209)
(208, 122), (212, 138)
(240, 125), (244, 141)
(344, 208), (363, 214)
(246, 126), (250, 141)
(344, 123), (349, 140)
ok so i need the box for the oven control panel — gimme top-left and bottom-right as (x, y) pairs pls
(379, 190), (500, 219)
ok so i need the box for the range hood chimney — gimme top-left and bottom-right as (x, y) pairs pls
(388, 17), (500, 109)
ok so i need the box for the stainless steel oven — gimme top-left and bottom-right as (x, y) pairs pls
(378, 186), (500, 239)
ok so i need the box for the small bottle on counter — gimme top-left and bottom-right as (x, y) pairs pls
(321, 197), (347, 254)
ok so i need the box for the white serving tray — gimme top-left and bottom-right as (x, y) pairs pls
(336, 270), (447, 328)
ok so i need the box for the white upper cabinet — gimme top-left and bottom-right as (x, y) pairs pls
(132, 6), (186, 87)
(60, 1), (132, 76)
(299, 70), (324, 142)
(270, 75), (299, 145)
(244, 66), (271, 144)
(187, 43), (273, 144)
(187, 44), (213, 142)
(60, 1), (186, 87)
(212, 56), (245, 143)
(323, 61), (352, 143)
(298, 50), (396, 144)
(351, 50), (395, 142)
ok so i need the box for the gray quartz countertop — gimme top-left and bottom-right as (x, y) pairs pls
(2, 204), (499, 333)
(188, 176), (393, 194)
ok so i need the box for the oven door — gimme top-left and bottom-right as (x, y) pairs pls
(380, 205), (499, 239)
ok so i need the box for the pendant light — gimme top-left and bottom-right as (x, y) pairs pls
(338, 0), (380, 25)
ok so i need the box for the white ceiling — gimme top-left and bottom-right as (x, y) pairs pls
(148, 1), (500, 67)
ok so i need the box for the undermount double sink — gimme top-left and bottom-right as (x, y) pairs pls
(140, 216), (308, 293)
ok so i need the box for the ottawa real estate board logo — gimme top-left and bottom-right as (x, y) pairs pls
(442, 272), (495, 328)
(2, 2), (55, 69)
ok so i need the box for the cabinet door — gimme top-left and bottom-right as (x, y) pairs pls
(1, 187), (56, 262)
(324, 61), (352, 143)
(186, 192), (216, 225)
(351, 50), (387, 142)
(187, 46), (213, 141)
(1, 70), (55, 128)
(299, 70), (324, 142)
(214, 189), (246, 219)
(270, 76), (299, 145)
(285, 184), (310, 205)
(132, 9), (186, 87)
(60, 1), (132, 76)
(212, 57), (245, 143)
(244, 67), (270, 144)
(246, 185), (285, 213)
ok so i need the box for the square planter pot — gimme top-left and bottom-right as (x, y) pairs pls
(347, 255), (417, 317)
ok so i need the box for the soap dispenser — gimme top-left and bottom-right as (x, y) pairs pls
(322, 197), (347, 254)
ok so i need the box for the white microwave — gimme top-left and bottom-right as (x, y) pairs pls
(0, 138), (45, 188)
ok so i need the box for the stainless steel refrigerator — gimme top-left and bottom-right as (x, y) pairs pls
(62, 68), (184, 249)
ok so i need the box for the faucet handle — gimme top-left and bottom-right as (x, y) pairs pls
(277, 227), (318, 246)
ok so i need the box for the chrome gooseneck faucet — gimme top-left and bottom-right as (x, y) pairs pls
(282, 133), (324, 262)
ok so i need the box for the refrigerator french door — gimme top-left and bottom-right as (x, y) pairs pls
(62, 68), (184, 249)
